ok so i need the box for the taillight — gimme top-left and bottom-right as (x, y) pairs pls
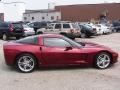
(24, 29), (27, 31)
(70, 29), (74, 33)
(93, 28), (96, 31)
(9, 24), (14, 32)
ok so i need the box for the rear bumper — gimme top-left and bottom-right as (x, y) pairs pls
(67, 32), (80, 38)
(8, 32), (24, 37)
(112, 52), (118, 64)
(3, 46), (15, 66)
(24, 31), (35, 36)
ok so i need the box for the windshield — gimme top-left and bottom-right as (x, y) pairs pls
(23, 24), (31, 28)
(12, 23), (23, 28)
(63, 36), (82, 47)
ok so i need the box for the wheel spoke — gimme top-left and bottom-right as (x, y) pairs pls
(97, 53), (111, 69)
(23, 65), (27, 70)
(97, 60), (103, 65)
(105, 60), (110, 63)
(102, 61), (106, 68)
(18, 62), (24, 66)
(17, 55), (35, 72)
(27, 64), (33, 69)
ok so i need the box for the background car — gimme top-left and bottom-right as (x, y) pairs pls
(3, 34), (118, 73)
(112, 21), (120, 32)
(37, 22), (81, 39)
(86, 23), (103, 35)
(0, 22), (24, 40)
(23, 24), (35, 36)
(96, 24), (112, 34)
(28, 21), (48, 34)
(79, 24), (96, 38)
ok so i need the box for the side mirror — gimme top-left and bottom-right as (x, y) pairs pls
(65, 46), (72, 51)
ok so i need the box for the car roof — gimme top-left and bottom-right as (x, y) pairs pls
(38, 34), (63, 38)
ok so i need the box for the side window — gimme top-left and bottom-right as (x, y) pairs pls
(28, 23), (34, 27)
(63, 24), (70, 28)
(44, 38), (71, 47)
(55, 24), (61, 29)
(16, 36), (38, 44)
(0, 23), (2, 27)
(0, 23), (9, 27)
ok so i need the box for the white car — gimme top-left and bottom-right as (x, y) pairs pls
(23, 25), (35, 36)
(97, 24), (112, 34)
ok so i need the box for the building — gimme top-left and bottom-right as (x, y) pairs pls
(55, 3), (120, 22)
(0, 13), (4, 21)
(23, 9), (61, 22)
(0, 1), (25, 21)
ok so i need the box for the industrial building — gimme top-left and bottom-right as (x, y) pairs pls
(55, 3), (120, 22)
(23, 9), (61, 22)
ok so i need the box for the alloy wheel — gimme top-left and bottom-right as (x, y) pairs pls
(96, 53), (111, 69)
(17, 55), (35, 73)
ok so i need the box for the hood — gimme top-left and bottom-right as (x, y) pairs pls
(81, 42), (109, 49)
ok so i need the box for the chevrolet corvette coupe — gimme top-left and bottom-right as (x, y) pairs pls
(3, 34), (118, 73)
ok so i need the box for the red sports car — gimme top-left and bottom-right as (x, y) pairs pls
(3, 34), (118, 73)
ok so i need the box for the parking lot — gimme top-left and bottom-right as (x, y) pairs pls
(0, 33), (120, 90)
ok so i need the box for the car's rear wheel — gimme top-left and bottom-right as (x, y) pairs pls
(16, 36), (21, 39)
(2, 33), (8, 41)
(15, 54), (37, 73)
(81, 33), (86, 38)
(94, 52), (111, 69)
(37, 31), (43, 34)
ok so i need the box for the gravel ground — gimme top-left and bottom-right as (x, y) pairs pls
(0, 33), (120, 90)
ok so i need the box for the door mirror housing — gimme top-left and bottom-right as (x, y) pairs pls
(65, 46), (72, 51)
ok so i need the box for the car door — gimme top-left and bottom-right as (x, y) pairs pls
(62, 23), (71, 32)
(40, 37), (85, 66)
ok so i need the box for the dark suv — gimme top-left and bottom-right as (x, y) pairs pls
(28, 22), (48, 34)
(112, 21), (120, 32)
(0, 22), (24, 40)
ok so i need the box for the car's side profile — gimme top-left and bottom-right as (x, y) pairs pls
(23, 24), (35, 36)
(3, 34), (118, 73)
(78, 24), (96, 38)
(37, 22), (81, 39)
(0, 22), (24, 40)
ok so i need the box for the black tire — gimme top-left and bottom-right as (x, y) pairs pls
(2, 33), (8, 41)
(60, 33), (67, 36)
(94, 52), (111, 69)
(37, 31), (43, 35)
(80, 33), (86, 38)
(15, 54), (37, 73)
(113, 29), (117, 33)
(16, 36), (21, 40)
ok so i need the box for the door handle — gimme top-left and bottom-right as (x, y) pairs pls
(40, 47), (42, 51)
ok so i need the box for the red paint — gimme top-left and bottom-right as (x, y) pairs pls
(3, 34), (118, 68)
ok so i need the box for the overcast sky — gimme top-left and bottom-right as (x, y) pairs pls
(4, 0), (120, 9)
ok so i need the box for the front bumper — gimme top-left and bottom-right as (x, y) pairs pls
(112, 52), (119, 64)
(8, 32), (24, 37)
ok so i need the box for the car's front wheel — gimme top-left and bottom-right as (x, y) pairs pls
(94, 52), (111, 69)
(15, 54), (37, 73)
